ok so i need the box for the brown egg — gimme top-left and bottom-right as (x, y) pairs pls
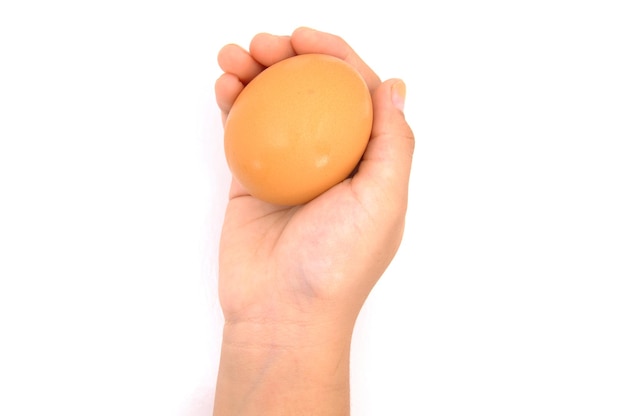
(224, 53), (373, 205)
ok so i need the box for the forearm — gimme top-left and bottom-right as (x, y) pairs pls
(213, 320), (353, 416)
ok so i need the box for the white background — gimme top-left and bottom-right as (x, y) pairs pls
(1, 0), (625, 415)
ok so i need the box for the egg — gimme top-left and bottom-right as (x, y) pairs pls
(224, 53), (373, 205)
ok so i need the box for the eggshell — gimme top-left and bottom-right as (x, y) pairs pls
(224, 53), (373, 205)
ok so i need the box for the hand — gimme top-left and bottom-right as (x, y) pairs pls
(213, 27), (414, 415)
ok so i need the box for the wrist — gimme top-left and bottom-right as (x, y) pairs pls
(213, 319), (354, 415)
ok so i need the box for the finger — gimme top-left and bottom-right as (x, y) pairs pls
(215, 73), (244, 124)
(249, 33), (297, 67)
(217, 44), (265, 85)
(290, 27), (381, 92)
(352, 79), (414, 210)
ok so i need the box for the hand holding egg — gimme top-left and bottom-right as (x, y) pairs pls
(214, 27), (414, 415)
(215, 25), (414, 321)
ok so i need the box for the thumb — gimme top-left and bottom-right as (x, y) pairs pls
(352, 79), (415, 210)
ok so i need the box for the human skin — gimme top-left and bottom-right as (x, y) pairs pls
(213, 27), (415, 415)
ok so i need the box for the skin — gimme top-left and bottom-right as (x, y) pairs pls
(213, 27), (415, 416)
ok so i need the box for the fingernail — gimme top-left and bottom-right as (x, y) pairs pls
(391, 80), (406, 112)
